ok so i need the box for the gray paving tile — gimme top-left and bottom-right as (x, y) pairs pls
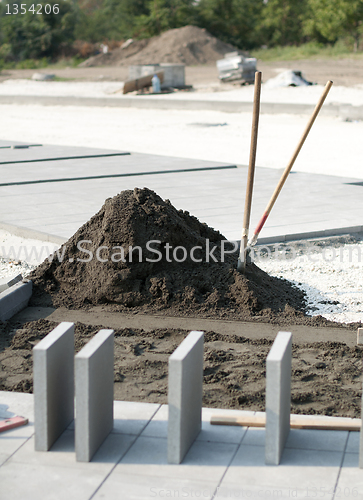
(113, 401), (161, 436)
(336, 453), (362, 499)
(117, 435), (237, 482)
(286, 429), (349, 452)
(0, 424), (33, 458)
(8, 429), (135, 472)
(346, 432), (360, 454)
(0, 461), (106, 500)
(214, 484), (331, 500)
(223, 444), (342, 490)
(0, 143), (129, 165)
(94, 473), (217, 500)
(0, 151), (234, 184)
(0, 148), (362, 243)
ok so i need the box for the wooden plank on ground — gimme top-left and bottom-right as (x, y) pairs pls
(210, 414), (361, 431)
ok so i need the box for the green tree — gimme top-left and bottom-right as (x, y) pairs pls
(0, 0), (78, 61)
(135, 0), (197, 38)
(196, 0), (264, 50)
(304, 0), (363, 51)
(258, 0), (308, 46)
(75, 0), (149, 42)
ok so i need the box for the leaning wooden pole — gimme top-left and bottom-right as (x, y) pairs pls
(248, 80), (333, 248)
(237, 71), (262, 272)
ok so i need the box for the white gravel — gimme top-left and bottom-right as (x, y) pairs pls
(254, 239), (363, 324)
(0, 78), (362, 325)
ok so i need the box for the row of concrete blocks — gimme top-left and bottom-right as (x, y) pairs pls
(33, 322), (203, 464)
(33, 325), (363, 466)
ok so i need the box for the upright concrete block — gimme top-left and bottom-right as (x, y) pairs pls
(168, 330), (204, 464)
(360, 379), (363, 468)
(0, 280), (32, 321)
(75, 329), (114, 462)
(33, 322), (75, 451)
(265, 331), (292, 465)
(357, 328), (363, 345)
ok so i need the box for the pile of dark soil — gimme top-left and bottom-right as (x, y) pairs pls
(30, 187), (311, 323)
(80, 25), (240, 67)
(1, 319), (361, 418)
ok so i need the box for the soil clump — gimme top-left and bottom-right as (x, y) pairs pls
(0, 319), (361, 418)
(80, 25), (240, 67)
(29, 187), (314, 324)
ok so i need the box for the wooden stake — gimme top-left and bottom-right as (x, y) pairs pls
(248, 80), (333, 247)
(237, 71), (262, 272)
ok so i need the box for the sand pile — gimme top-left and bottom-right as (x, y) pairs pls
(30, 187), (308, 320)
(80, 25), (240, 67)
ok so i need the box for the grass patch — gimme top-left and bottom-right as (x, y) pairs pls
(251, 41), (363, 62)
(0, 56), (86, 72)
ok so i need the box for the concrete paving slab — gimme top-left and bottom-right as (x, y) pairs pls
(0, 143), (129, 165)
(336, 453), (362, 497)
(117, 435), (237, 483)
(2, 392), (363, 500)
(141, 405), (250, 444)
(223, 444), (342, 490)
(9, 430), (135, 473)
(285, 428), (348, 452)
(93, 473), (217, 500)
(0, 152), (362, 243)
(112, 400), (161, 436)
(0, 461), (108, 500)
(0, 151), (235, 186)
(346, 431), (360, 453)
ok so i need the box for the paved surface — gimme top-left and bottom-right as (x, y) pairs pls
(0, 391), (361, 500)
(0, 141), (362, 243)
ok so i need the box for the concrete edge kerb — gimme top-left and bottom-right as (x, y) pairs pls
(0, 280), (32, 322)
(0, 94), (358, 117)
(265, 331), (292, 466)
(0, 221), (66, 245)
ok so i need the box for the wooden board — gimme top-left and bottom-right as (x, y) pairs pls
(123, 71), (164, 94)
(210, 414), (361, 432)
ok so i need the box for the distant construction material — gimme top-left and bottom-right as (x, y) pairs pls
(265, 331), (292, 465)
(75, 329), (114, 462)
(129, 64), (185, 90)
(33, 322), (75, 451)
(168, 330), (204, 464)
(123, 71), (164, 94)
(216, 52), (257, 83)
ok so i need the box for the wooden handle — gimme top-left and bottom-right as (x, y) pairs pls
(249, 80), (333, 246)
(238, 71), (262, 271)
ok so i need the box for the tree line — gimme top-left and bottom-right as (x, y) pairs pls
(1, 0), (363, 62)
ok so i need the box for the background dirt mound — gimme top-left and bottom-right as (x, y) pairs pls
(30, 187), (307, 320)
(80, 25), (240, 67)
